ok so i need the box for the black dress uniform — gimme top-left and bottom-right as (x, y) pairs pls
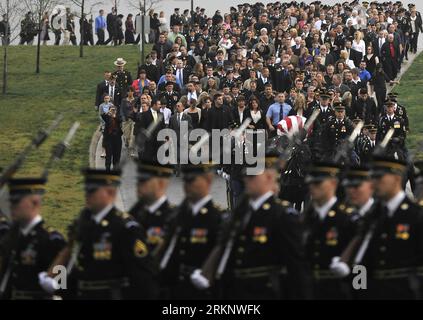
(220, 194), (310, 300)
(158, 85), (180, 112)
(304, 163), (358, 300)
(362, 157), (423, 299)
(113, 68), (132, 96)
(129, 161), (175, 252)
(377, 104), (407, 155)
(321, 104), (354, 160)
(66, 169), (158, 300)
(160, 164), (224, 300)
(387, 93), (409, 132)
(0, 178), (66, 300)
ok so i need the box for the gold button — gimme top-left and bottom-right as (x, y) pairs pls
(238, 247), (245, 253)
(236, 259), (242, 265)
(381, 233), (388, 239)
(179, 250), (185, 255)
(240, 236), (246, 241)
(315, 240), (321, 245)
(379, 246), (386, 252)
(379, 260), (385, 266)
(181, 237), (186, 243)
(314, 252), (320, 257)
(314, 264), (320, 270)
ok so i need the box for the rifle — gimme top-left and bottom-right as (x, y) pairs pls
(42, 122), (80, 178)
(0, 114), (64, 188)
(339, 128), (396, 267)
(200, 111), (322, 285)
(333, 121), (364, 163)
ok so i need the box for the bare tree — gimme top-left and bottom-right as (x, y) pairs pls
(128, 0), (163, 14)
(23, 0), (59, 74)
(69, 0), (102, 58)
(0, 0), (22, 94)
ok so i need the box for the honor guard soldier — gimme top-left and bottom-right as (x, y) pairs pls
(61, 169), (158, 299)
(361, 156), (423, 299)
(377, 99), (407, 156)
(159, 81), (180, 112)
(0, 177), (66, 300)
(129, 160), (175, 251)
(355, 124), (377, 164)
(321, 102), (354, 160)
(303, 162), (358, 299)
(387, 92), (409, 132)
(113, 58), (133, 97)
(191, 152), (311, 300)
(343, 165), (376, 222)
(159, 163), (225, 300)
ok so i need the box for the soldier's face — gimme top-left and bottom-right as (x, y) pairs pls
(11, 195), (41, 223)
(372, 174), (402, 200)
(244, 170), (276, 198)
(85, 187), (117, 212)
(137, 178), (161, 203)
(309, 179), (337, 204)
(184, 174), (211, 201)
(346, 181), (374, 207)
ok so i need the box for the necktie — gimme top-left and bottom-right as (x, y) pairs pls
(279, 104), (284, 121)
(152, 110), (157, 122)
(178, 69), (183, 85)
(178, 113), (181, 125)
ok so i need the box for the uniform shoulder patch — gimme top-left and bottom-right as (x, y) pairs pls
(133, 239), (148, 258)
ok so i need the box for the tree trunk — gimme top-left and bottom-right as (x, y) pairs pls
(2, 44), (7, 95)
(79, 0), (85, 58)
(36, 11), (42, 74)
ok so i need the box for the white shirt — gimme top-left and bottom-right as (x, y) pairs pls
(314, 196), (337, 221)
(352, 39), (366, 54)
(385, 190), (406, 218)
(358, 198), (374, 217)
(151, 109), (158, 122)
(249, 191), (274, 211)
(191, 195), (212, 216)
(148, 195), (168, 214)
(251, 110), (262, 124)
(21, 215), (43, 236)
(160, 107), (172, 125)
(92, 203), (114, 224)
(187, 91), (198, 101)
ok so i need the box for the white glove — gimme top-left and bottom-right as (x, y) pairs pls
(330, 256), (351, 278)
(190, 269), (210, 290)
(38, 272), (59, 294)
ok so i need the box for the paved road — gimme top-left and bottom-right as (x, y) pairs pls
(94, 136), (229, 211)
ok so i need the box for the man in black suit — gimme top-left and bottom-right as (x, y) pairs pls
(95, 71), (111, 109)
(319, 45), (335, 66)
(206, 93), (233, 131)
(169, 101), (193, 165)
(372, 30), (387, 57)
(231, 95), (248, 128)
(104, 7), (116, 45)
(107, 76), (122, 108)
(381, 34), (401, 81)
(138, 54), (160, 83)
(134, 99), (165, 161)
(343, 40), (362, 68)
(152, 33), (172, 61)
(257, 67), (273, 92)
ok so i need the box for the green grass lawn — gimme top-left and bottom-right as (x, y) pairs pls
(0, 45), (149, 234)
(395, 52), (423, 158)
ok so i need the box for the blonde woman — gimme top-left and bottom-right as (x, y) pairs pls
(352, 31), (366, 56)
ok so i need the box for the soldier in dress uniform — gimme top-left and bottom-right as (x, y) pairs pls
(321, 103), (354, 161)
(159, 163), (225, 299)
(360, 156), (423, 299)
(191, 152), (312, 300)
(343, 165), (376, 222)
(386, 92), (409, 132)
(0, 177), (66, 300)
(159, 82), (180, 112)
(61, 169), (158, 299)
(377, 99), (407, 158)
(355, 124), (377, 165)
(303, 162), (358, 299)
(113, 58), (133, 97)
(129, 160), (175, 252)
(170, 8), (183, 28)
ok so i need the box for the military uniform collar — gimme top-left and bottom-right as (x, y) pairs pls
(385, 190), (406, 218)
(148, 195), (168, 214)
(92, 203), (114, 224)
(359, 197), (374, 217)
(249, 191), (274, 212)
(314, 196), (337, 221)
(21, 215), (43, 236)
(191, 195), (212, 216)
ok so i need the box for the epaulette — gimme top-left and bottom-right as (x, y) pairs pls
(338, 203), (355, 215)
(45, 226), (65, 241)
(213, 203), (225, 212)
(276, 199), (291, 207)
(117, 211), (140, 229)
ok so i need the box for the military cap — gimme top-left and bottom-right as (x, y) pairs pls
(408, 4), (416, 8)
(342, 165), (371, 187)
(370, 155), (408, 177)
(333, 102), (346, 111)
(82, 168), (121, 193)
(137, 160), (174, 182)
(181, 163), (216, 182)
(230, 6), (237, 11)
(243, 149), (285, 176)
(385, 98), (396, 105)
(8, 177), (47, 202)
(200, 8), (205, 12)
(319, 88), (331, 99)
(362, 1), (369, 5)
(165, 81), (175, 87)
(365, 124), (378, 133)
(352, 118), (362, 124)
(174, 8), (180, 11)
(305, 161), (342, 184)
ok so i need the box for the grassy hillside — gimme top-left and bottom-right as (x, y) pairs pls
(0, 45), (148, 233)
(395, 52), (423, 157)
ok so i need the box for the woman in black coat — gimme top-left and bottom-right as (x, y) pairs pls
(101, 106), (123, 171)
